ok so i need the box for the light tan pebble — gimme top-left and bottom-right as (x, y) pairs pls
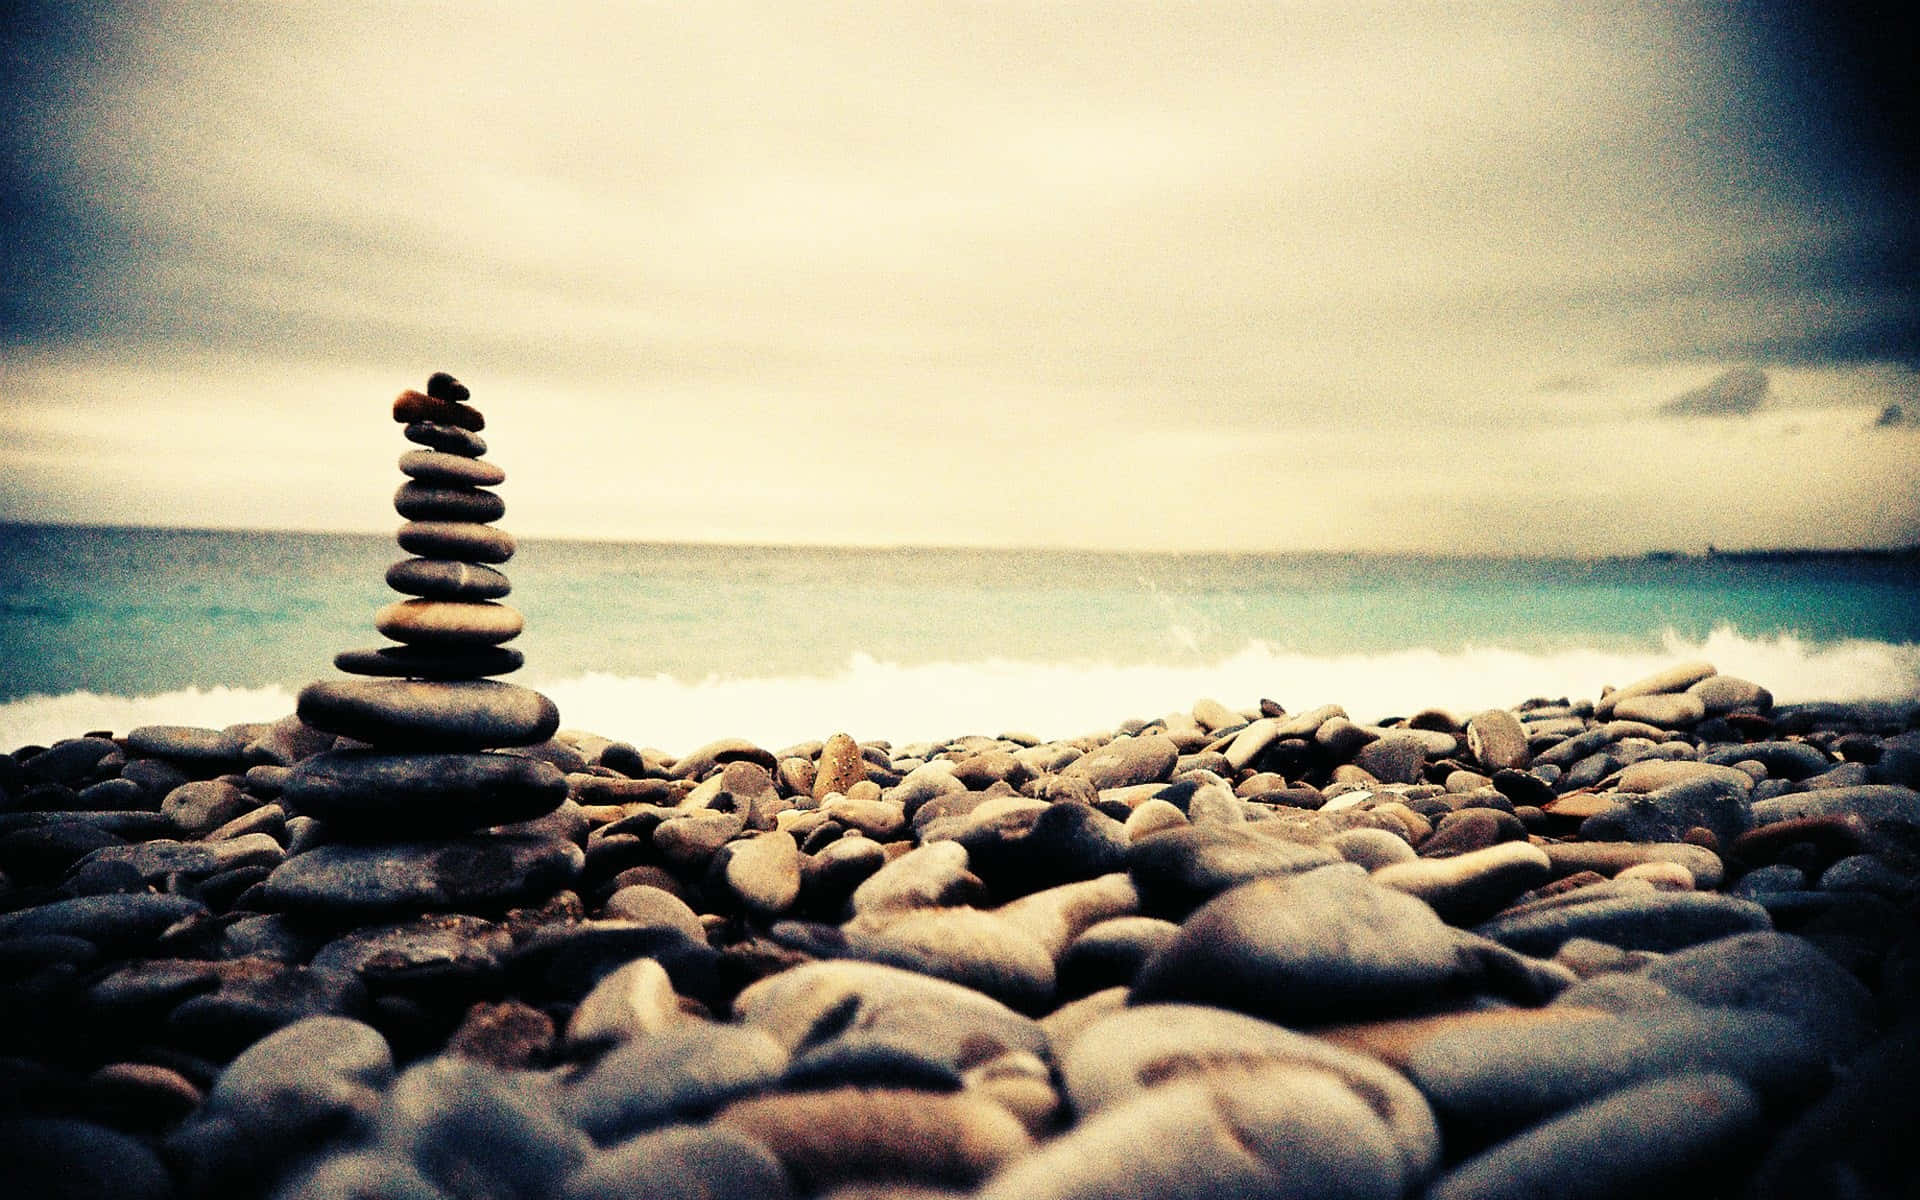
(1615, 760), (1754, 793)
(813, 733), (868, 801)
(846, 779), (883, 802)
(1191, 697), (1245, 733)
(1614, 860), (1697, 891)
(603, 884), (708, 941)
(1543, 841), (1724, 889)
(1611, 692), (1708, 727)
(1125, 798), (1189, 842)
(566, 958), (691, 1047)
(823, 797), (907, 840)
(992, 873), (1140, 958)
(1466, 708), (1532, 771)
(1039, 987), (1130, 1056)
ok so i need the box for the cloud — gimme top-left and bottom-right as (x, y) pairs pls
(1658, 367), (1771, 418)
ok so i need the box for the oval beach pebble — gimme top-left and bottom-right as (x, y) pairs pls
(396, 522), (515, 564)
(374, 600), (524, 646)
(296, 679), (560, 750)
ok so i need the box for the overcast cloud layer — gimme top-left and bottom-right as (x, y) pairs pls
(3, 1), (1917, 552)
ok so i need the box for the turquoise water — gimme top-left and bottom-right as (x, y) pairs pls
(3, 523), (1917, 750)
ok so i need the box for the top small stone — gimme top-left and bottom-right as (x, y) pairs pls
(393, 390), (484, 432)
(426, 372), (471, 403)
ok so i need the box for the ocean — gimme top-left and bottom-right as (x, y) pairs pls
(2, 523), (1917, 754)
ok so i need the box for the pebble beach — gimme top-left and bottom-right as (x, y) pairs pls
(4, 377), (1916, 1199)
(2, 670), (1917, 1199)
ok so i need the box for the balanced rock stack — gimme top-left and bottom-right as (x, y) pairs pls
(265, 373), (574, 915)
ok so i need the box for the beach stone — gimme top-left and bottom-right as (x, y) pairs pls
(1127, 824), (1341, 915)
(441, 999), (555, 1069)
(0, 892), (207, 953)
(393, 480), (506, 524)
(787, 906), (1056, 1011)
(166, 959), (368, 1059)
(1597, 661), (1716, 716)
(1466, 709), (1530, 771)
(374, 599), (524, 648)
(425, 371), (470, 402)
(84, 1061), (205, 1130)
(392, 389), (483, 430)
(1689, 673), (1773, 714)
(297, 679), (559, 750)
(334, 643), (526, 680)
(162, 778), (252, 837)
(0, 1118), (175, 1200)
(395, 520), (515, 564)
(1641, 930), (1876, 1057)
(281, 751), (565, 837)
(1332, 826), (1417, 870)
(1419, 807), (1528, 857)
(126, 723), (248, 765)
(565, 958), (691, 1048)
(1610, 692), (1707, 727)
(566, 1023), (788, 1141)
(1819, 853), (1915, 897)
(0, 822), (127, 880)
(398, 448), (505, 488)
(733, 960), (1049, 1070)
(261, 833), (583, 918)
(1615, 759), (1754, 793)
(565, 1125), (794, 1200)
(1058, 916), (1181, 995)
(404, 420), (487, 457)
(377, 1055), (587, 1199)
(1123, 797), (1188, 841)
(74, 831), (284, 886)
(1063, 1003), (1440, 1180)
(670, 737), (778, 782)
(1543, 840), (1726, 887)
(384, 557), (512, 601)
(1132, 866), (1558, 1024)
(309, 915), (511, 1005)
(715, 1086), (1031, 1191)
(1221, 717), (1282, 770)
(1373, 841), (1552, 924)
(510, 921), (721, 1010)
(22, 737), (120, 785)
(1750, 783), (1920, 827)
(603, 884), (708, 941)
(167, 1015), (392, 1196)
(974, 1072), (1407, 1200)
(1403, 1002), (1824, 1143)
(1476, 890), (1771, 956)
(1424, 1071), (1761, 1200)
(1704, 739), (1831, 779)
(653, 807), (747, 867)
(1353, 733), (1427, 784)
(1580, 775), (1752, 847)
(814, 732), (868, 800)
(992, 871), (1142, 958)
(944, 800), (1130, 895)
(1065, 733), (1178, 790)
(850, 840), (983, 914)
(822, 797), (907, 839)
(717, 830), (803, 916)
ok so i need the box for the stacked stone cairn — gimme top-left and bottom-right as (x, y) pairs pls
(268, 373), (575, 917)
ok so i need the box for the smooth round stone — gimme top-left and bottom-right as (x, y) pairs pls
(1126, 824), (1341, 915)
(0, 892), (207, 953)
(382, 560), (510, 602)
(403, 421), (487, 457)
(22, 736), (120, 785)
(1373, 841), (1553, 924)
(1688, 673), (1773, 714)
(565, 958), (691, 1048)
(778, 907), (1057, 1011)
(1354, 733), (1428, 784)
(1579, 775), (1753, 849)
(126, 724), (248, 764)
(392, 389), (484, 431)
(393, 481), (506, 524)
(1596, 661), (1717, 716)
(849, 840), (983, 914)
(297, 679), (559, 750)
(1065, 733), (1179, 790)
(162, 778), (252, 836)
(1641, 930), (1876, 1058)
(165, 1015), (393, 1196)
(374, 599), (524, 647)
(275, 1153), (445, 1200)
(1543, 841), (1726, 888)
(1466, 709), (1531, 771)
(425, 371), (470, 402)
(717, 831), (802, 917)
(281, 750), (566, 837)
(1058, 916), (1180, 994)
(396, 521), (515, 564)
(1425, 1072), (1760, 1200)
(335, 644), (525, 680)
(260, 834), (584, 918)
(811, 732), (868, 800)
(566, 1023), (789, 1141)
(165, 959), (368, 1060)
(1131, 867), (1555, 1024)
(565, 1126), (794, 1200)
(398, 449), (506, 488)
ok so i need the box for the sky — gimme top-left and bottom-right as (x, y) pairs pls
(3, 1), (1917, 555)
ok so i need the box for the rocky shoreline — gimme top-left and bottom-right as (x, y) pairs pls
(2, 662), (1917, 1199)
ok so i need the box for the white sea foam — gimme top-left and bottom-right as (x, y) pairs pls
(4, 628), (1916, 756)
